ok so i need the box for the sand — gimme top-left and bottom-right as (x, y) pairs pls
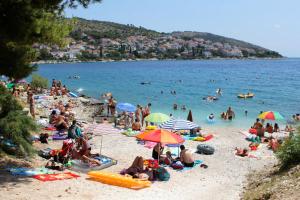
(0, 95), (277, 200)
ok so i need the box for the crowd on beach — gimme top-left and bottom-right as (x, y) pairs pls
(1, 77), (299, 185)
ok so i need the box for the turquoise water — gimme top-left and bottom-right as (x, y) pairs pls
(36, 59), (300, 128)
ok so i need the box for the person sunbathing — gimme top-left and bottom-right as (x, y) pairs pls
(54, 113), (68, 131)
(132, 119), (141, 131)
(268, 137), (280, 152)
(265, 123), (273, 133)
(124, 156), (145, 178)
(179, 145), (194, 167)
(235, 147), (248, 157)
(284, 125), (294, 132)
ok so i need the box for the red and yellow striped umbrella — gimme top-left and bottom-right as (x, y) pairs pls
(136, 129), (184, 144)
(258, 111), (284, 120)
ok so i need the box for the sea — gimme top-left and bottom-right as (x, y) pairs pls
(35, 58), (300, 128)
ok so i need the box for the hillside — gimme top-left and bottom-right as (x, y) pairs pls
(35, 18), (282, 61)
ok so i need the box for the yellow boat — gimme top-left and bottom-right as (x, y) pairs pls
(237, 93), (254, 98)
(88, 171), (151, 190)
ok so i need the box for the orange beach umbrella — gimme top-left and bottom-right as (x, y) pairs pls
(136, 129), (184, 144)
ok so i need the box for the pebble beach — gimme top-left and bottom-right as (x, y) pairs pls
(0, 93), (278, 200)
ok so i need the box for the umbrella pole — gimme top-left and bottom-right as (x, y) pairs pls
(158, 142), (160, 165)
(100, 135), (103, 155)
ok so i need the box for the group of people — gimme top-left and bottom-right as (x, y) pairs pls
(152, 144), (195, 167)
(221, 106), (235, 120)
(112, 102), (152, 131)
(50, 79), (68, 97)
(173, 103), (186, 111)
(49, 100), (77, 131)
(252, 118), (281, 136)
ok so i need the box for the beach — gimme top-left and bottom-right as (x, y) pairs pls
(0, 94), (277, 200)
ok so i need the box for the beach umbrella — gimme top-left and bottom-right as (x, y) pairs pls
(145, 113), (170, 123)
(116, 102), (135, 112)
(187, 110), (193, 122)
(159, 118), (200, 130)
(258, 111), (284, 121)
(136, 129), (184, 144)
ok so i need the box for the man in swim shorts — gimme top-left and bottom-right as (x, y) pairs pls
(180, 145), (194, 167)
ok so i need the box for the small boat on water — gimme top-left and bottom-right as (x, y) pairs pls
(237, 93), (254, 98)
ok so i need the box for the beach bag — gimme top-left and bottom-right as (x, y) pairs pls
(171, 161), (184, 170)
(156, 167), (170, 181)
(197, 144), (215, 155)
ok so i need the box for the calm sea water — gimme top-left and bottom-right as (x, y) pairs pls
(36, 59), (300, 128)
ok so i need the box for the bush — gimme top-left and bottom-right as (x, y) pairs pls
(276, 128), (300, 169)
(31, 74), (48, 91)
(0, 85), (38, 157)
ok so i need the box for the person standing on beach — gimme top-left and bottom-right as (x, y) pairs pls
(135, 105), (141, 122)
(29, 92), (35, 119)
(142, 103), (151, 127)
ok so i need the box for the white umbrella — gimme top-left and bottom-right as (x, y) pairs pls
(159, 118), (200, 130)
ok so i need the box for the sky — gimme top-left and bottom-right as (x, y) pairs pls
(65, 0), (300, 57)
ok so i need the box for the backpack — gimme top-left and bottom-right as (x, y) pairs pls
(156, 167), (170, 181)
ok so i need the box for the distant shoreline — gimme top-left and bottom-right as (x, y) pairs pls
(32, 57), (286, 65)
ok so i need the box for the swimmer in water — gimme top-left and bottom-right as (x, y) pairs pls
(208, 113), (214, 120)
(173, 104), (178, 110)
(245, 110), (248, 116)
(181, 105), (186, 111)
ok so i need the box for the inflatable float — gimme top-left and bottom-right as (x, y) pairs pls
(237, 93), (254, 98)
(71, 155), (117, 173)
(69, 92), (78, 98)
(88, 171), (151, 190)
(192, 134), (214, 142)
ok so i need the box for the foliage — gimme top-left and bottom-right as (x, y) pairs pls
(0, 0), (101, 79)
(31, 74), (49, 90)
(37, 48), (54, 60)
(0, 85), (38, 156)
(276, 128), (300, 169)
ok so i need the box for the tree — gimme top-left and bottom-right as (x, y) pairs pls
(0, 0), (101, 80)
(0, 85), (38, 156)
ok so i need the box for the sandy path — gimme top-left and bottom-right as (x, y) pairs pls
(0, 124), (276, 200)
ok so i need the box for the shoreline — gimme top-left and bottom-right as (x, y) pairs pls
(32, 56), (286, 65)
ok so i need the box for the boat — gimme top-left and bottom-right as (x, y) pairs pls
(237, 93), (254, 98)
(88, 171), (151, 190)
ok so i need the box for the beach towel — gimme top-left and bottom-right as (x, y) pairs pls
(44, 126), (57, 131)
(33, 172), (80, 181)
(52, 134), (68, 140)
(8, 167), (53, 176)
(180, 160), (203, 171)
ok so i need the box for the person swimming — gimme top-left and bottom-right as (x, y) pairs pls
(208, 113), (214, 120)
(216, 88), (222, 95)
(173, 103), (178, 110)
(181, 105), (186, 111)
